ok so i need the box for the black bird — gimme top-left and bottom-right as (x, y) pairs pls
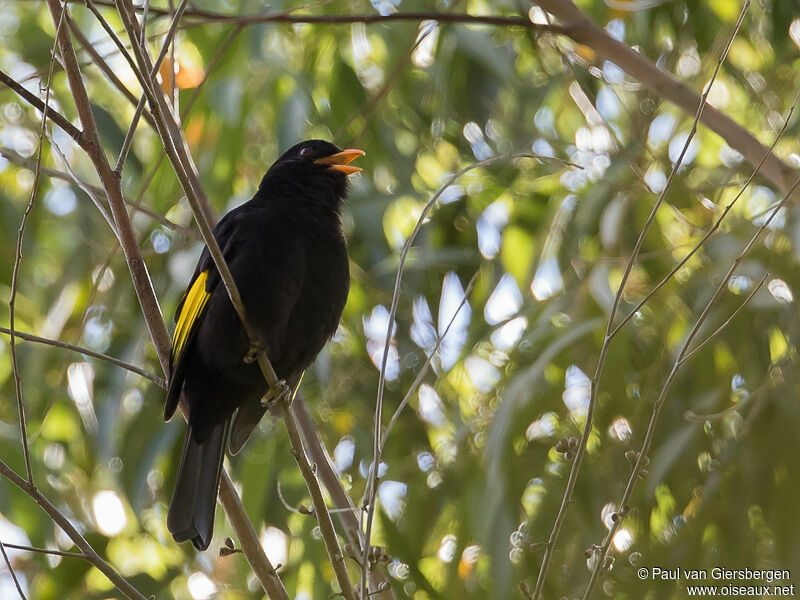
(165, 139), (363, 550)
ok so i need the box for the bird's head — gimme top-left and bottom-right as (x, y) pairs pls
(260, 139), (364, 206)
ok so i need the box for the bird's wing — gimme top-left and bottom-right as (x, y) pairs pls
(165, 213), (239, 421)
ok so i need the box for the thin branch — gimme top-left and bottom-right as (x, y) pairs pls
(127, 23), (244, 212)
(81, 0), (145, 84)
(0, 325), (164, 388)
(279, 401), (356, 599)
(1, 542), (85, 559)
(69, 1), (564, 31)
(9, 7), (68, 486)
(291, 397), (396, 599)
(0, 540), (27, 600)
(0, 146), (193, 235)
(610, 86), (800, 338)
(582, 171), (800, 600)
(381, 270), (478, 450)
(533, 0), (798, 199)
(48, 2), (284, 596)
(217, 474), (289, 600)
(116, 0), (191, 175)
(0, 69), (82, 145)
(363, 153), (535, 596)
(0, 459), (148, 600)
(47, 0), (173, 371)
(68, 18), (157, 130)
(49, 133), (119, 236)
(529, 3), (749, 595)
(678, 273), (767, 365)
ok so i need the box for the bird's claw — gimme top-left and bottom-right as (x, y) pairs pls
(244, 340), (264, 364)
(260, 380), (293, 409)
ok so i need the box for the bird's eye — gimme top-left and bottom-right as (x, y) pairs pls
(299, 147), (312, 158)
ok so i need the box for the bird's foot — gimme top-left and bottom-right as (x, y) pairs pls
(243, 339), (264, 364)
(260, 380), (293, 410)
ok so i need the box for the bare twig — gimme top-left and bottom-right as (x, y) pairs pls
(49, 133), (119, 236)
(81, 0), (145, 83)
(291, 398), (396, 599)
(679, 274), (768, 364)
(0, 325), (164, 387)
(381, 270), (478, 449)
(0, 460), (148, 600)
(279, 403), (356, 599)
(68, 19), (157, 130)
(529, 4), (749, 596)
(610, 88), (800, 338)
(40, 2), (287, 597)
(65, 1), (564, 31)
(0, 70), (82, 143)
(1, 542), (85, 559)
(533, 0), (798, 199)
(0, 146), (191, 234)
(126, 23), (244, 213)
(47, 0), (173, 370)
(217, 474), (289, 600)
(8, 6), (68, 486)
(0, 541), (27, 600)
(115, 0), (191, 175)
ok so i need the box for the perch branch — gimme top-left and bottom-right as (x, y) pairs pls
(42, 2), (287, 597)
(114, 1), (351, 595)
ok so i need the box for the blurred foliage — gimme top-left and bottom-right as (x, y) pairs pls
(1, 0), (800, 599)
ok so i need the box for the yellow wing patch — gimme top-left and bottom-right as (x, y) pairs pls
(172, 270), (210, 361)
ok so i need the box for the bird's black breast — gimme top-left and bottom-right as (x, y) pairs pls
(180, 198), (349, 438)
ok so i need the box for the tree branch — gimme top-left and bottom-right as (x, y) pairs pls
(8, 6), (68, 487)
(64, 1), (564, 31)
(46, 0), (172, 371)
(533, 0), (799, 199)
(0, 459), (148, 600)
(218, 474), (289, 600)
(44, 3), (288, 597)
(363, 154), (535, 596)
(582, 169), (800, 598)
(67, 17), (157, 130)
(0, 325), (164, 387)
(1, 542), (85, 559)
(0, 69), (83, 144)
(0, 540), (27, 600)
(0, 146), (193, 235)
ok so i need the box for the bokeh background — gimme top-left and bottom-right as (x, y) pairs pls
(1, 0), (799, 598)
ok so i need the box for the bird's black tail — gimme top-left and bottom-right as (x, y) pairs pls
(167, 419), (229, 551)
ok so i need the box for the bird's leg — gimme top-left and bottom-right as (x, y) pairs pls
(243, 338), (264, 364)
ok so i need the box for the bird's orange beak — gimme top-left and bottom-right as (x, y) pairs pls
(314, 148), (365, 175)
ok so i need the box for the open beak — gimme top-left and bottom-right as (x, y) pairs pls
(314, 148), (365, 175)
